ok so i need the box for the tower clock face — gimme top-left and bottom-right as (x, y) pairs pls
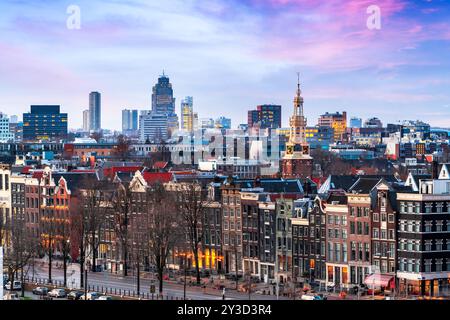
(286, 145), (294, 155)
(302, 145), (309, 155)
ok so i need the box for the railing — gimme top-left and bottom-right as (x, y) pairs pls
(23, 276), (190, 300)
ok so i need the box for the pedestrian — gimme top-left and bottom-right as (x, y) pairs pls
(222, 288), (226, 300)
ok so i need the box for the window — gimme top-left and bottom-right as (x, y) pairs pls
(425, 240), (432, 251)
(364, 243), (370, 261)
(328, 242), (333, 262)
(388, 214), (394, 223)
(357, 222), (362, 235)
(341, 215), (347, 226)
(335, 216), (340, 226)
(373, 228), (379, 238)
(342, 229), (347, 239)
(381, 229), (387, 239)
(343, 243), (348, 262)
(350, 221), (355, 234)
(388, 229), (395, 240)
(436, 259), (443, 272)
(350, 207), (355, 217)
(424, 259), (432, 272)
(425, 221), (432, 232)
(351, 242), (356, 260)
(436, 240), (443, 251)
(436, 221), (443, 232)
(373, 213), (379, 222)
(364, 222), (369, 235)
(364, 208), (369, 217)
(358, 243), (363, 261)
(389, 243), (395, 258)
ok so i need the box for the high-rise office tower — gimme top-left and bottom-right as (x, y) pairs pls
(83, 109), (90, 132)
(152, 72), (175, 114)
(350, 117), (362, 128)
(248, 104), (282, 129)
(23, 105), (68, 141)
(318, 111), (347, 142)
(151, 72), (178, 136)
(215, 117), (231, 129)
(180, 96), (194, 132)
(89, 91), (101, 132)
(122, 109), (139, 132)
(0, 113), (14, 143)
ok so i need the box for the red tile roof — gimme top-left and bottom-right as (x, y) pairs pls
(153, 161), (168, 170)
(142, 172), (173, 184)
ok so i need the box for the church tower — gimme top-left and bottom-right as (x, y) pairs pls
(281, 74), (313, 179)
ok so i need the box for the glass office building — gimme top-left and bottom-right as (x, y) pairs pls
(23, 105), (68, 141)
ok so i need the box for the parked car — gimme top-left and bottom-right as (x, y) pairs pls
(79, 292), (101, 300)
(68, 291), (84, 300)
(32, 287), (49, 296)
(301, 293), (325, 300)
(48, 288), (67, 298)
(4, 280), (22, 291)
(98, 295), (113, 300)
(3, 292), (20, 300)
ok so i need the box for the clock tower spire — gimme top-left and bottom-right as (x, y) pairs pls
(281, 74), (313, 179)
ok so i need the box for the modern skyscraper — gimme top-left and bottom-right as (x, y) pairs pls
(318, 111), (347, 142)
(248, 104), (282, 129)
(122, 109), (138, 132)
(215, 117), (231, 129)
(152, 72), (175, 114)
(23, 105), (68, 141)
(139, 111), (169, 143)
(151, 73), (178, 136)
(281, 75), (313, 179)
(83, 109), (90, 132)
(89, 91), (101, 132)
(180, 96), (194, 132)
(199, 118), (215, 129)
(350, 117), (362, 128)
(0, 113), (14, 143)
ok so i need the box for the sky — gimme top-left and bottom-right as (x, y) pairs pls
(0, 0), (450, 130)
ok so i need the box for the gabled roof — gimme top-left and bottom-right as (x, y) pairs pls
(348, 177), (383, 194)
(53, 172), (100, 192)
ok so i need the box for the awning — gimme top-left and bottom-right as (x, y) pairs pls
(364, 274), (395, 288)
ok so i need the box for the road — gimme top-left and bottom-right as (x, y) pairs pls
(27, 262), (288, 300)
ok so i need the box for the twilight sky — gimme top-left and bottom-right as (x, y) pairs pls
(0, 0), (450, 130)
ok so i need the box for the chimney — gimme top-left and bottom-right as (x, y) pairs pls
(431, 160), (439, 179)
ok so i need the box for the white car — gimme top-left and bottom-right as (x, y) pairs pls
(48, 288), (67, 298)
(79, 292), (101, 300)
(4, 280), (22, 291)
(97, 295), (113, 300)
(3, 292), (20, 300)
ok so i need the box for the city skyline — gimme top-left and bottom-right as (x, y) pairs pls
(0, 0), (450, 130)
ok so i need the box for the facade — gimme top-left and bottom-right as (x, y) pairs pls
(325, 193), (349, 289)
(82, 110), (90, 132)
(180, 97), (195, 133)
(350, 117), (362, 128)
(281, 77), (313, 179)
(258, 199), (276, 282)
(215, 117), (231, 130)
(0, 113), (14, 143)
(122, 109), (138, 132)
(275, 197), (294, 283)
(139, 111), (169, 143)
(248, 105), (282, 130)
(89, 92), (101, 132)
(364, 117), (383, 128)
(396, 165), (450, 296)
(0, 165), (12, 254)
(23, 105), (68, 141)
(318, 111), (347, 142)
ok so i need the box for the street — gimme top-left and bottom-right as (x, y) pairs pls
(27, 261), (289, 301)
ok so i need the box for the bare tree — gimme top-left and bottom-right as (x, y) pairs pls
(146, 182), (180, 293)
(113, 135), (131, 161)
(80, 181), (110, 273)
(111, 182), (133, 277)
(4, 213), (35, 296)
(60, 217), (71, 287)
(176, 182), (209, 285)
